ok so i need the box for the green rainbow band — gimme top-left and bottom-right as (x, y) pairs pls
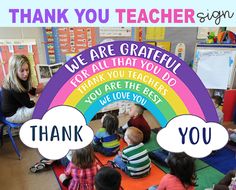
(75, 79), (176, 124)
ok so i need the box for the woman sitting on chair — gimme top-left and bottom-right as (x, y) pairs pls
(1, 55), (39, 124)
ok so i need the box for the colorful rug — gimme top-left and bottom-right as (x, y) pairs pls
(196, 166), (225, 190)
(118, 163), (165, 190)
(52, 131), (236, 190)
(52, 164), (66, 190)
(201, 147), (236, 174)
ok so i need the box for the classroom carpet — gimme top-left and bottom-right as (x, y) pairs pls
(52, 161), (165, 190)
(52, 164), (67, 190)
(52, 159), (105, 190)
(118, 163), (165, 190)
(196, 166), (225, 190)
(152, 164), (225, 190)
(51, 131), (236, 190)
(201, 147), (236, 174)
(153, 159), (209, 174)
(95, 131), (159, 165)
(52, 132), (163, 190)
(227, 141), (236, 152)
(94, 132), (165, 190)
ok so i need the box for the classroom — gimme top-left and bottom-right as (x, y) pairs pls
(0, 27), (236, 190)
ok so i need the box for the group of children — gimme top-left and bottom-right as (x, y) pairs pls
(92, 104), (152, 178)
(29, 103), (198, 190)
(2, 54), (236, 190)
(30, 104), (152, 188)
(56, 145), (196, 190)
(58, 145), (121, 190)
(212, 95), (236, 144)
(55, 144), (121, 190)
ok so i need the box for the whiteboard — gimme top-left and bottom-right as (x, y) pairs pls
(194, 45), (236, 89)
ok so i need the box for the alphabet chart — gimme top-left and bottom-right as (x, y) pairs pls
(58, 27), (96, 53)
(43, 27), (96, 64)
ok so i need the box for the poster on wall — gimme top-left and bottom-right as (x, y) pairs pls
(43, 27), (96, 64)
(146, 27), (166, 40)
(58, 27), (96, 53)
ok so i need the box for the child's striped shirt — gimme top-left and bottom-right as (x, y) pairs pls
(93, 128), (120, 154)
(122, 143), (151, 177)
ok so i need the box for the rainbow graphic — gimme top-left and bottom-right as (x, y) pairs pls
(33, 41), (218, 127)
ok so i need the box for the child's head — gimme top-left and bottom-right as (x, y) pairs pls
(4, 55), (32, 92)
(129, 104), (145, 117)
(71, 144), (95, 169)
(124, 127), (143, 145)
(95, 167), (121, 190)
(102, 113), (119, 135)
(212, 95), (223, 107)
(166, 152), (196, 186)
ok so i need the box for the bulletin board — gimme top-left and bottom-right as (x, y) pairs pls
(0, 39), (39, 87)
(43, 27), (201, 66)
(43, 27), (96, 64)
(193, 44), (236, 89)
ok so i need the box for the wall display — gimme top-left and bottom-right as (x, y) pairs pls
(146, 27), (165, 40)
(43, 27), (57, 64)
(175, 43), (186, 61)
(157, 42), (171, 52)
(58, 27), (96, 54)
(99, 27), (132, 37)
(145, 41), (171, 52)
(135, 27), (143, 42)
(0, 39), (39, 87)
(43, 27), (96, 64)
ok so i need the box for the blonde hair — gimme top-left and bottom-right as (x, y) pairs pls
(126, 127), (143, 145)
(3, 55), (32, 92)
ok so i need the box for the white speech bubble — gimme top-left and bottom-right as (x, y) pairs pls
(19, 105), (94, 160)
(157, 115), (229, 158)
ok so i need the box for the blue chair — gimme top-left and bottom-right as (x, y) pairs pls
(0, 89), (22, 159)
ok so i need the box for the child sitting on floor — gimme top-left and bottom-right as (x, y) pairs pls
(119, 104), (151, 143)
(228, 128), (236, 143)
(149, 152), (196, 190)
(59, 144), (100, 190)
(212, 95), (224, 124)
(95, 166), (121, 190)
(30, 114), (119, 173)
(113, 127), (151, 178)
(213, 170), (236, 190)
(93, 113), (120, 156)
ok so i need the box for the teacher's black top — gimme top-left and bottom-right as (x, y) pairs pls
(1, 80), (36, 117)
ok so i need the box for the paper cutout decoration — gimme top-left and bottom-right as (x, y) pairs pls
(146, 27), (165, 40)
